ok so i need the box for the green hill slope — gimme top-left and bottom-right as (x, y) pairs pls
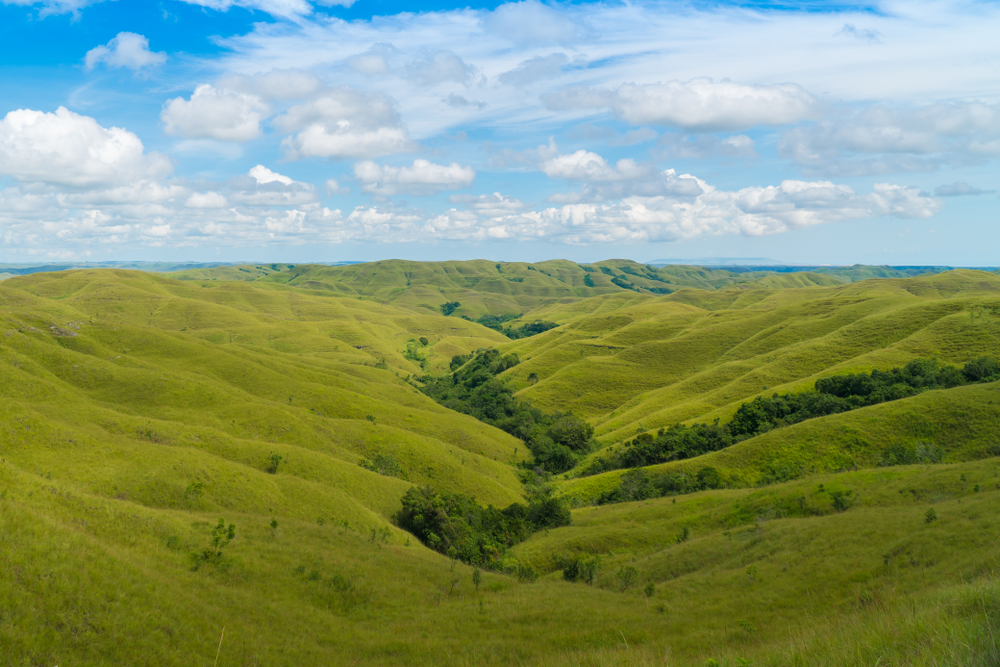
(4, 267), (1000, 666)
(169, 259), (855, 319)
(502, 270), (1000, 444)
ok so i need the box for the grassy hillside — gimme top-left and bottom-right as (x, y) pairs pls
(3, 267), (1000, 666)
(502, 270), (1000, 444)
(169, 259), (861, 319)
(555, 380), (1000, 503)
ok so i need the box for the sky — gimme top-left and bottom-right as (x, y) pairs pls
(0, 0), (998, 265)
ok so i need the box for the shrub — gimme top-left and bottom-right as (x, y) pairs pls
(697, 466), (722, 490)
(563, 555), (601, 585)
(359, 452), (409, 480)
(440, 301), (461, 316)
(617, 565), (639, 591)
(266, 453), (282, 474)
(830, 489), (853, 512)
(395, 486), (570, 568)
(925, 508), (938, 524)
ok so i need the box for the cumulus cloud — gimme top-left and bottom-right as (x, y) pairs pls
(934, 181), (996, 197)
(656, 133), (757, 160)
(433, 180), (941, 244)
(249, 164), (293, 185)
(498, 53), (568, 86)
(354, 159), (475, 196)
(778, 101), (1000, 176)
(540, 150), (651, 182)
(346, 44), (395, 76)
(406, 50), (478, 86)
(481, 0), (586, 46)
(185, 191), (229, 208)
(449, 192), (526, 216)
(161, 85), (268, 142)
(216, 69), (321, 100)
(544, 78), (820, 131)
(227, 166), (318, 206)
(84, 32), (166, 71)
(0, 106), (172, 187)
(275, 88), (416, 159)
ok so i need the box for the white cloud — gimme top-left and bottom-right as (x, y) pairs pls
(778, 102), (1000, 175)
(85, 32), (166, 71)
(175, 0), (312, 20)
(227, 166), (319, 206)
(545, 78), (820, 131)
(216, 68), (321, 100)
(449, 192), (526, 216)
(249, 164), (293, 185)
(275, 88), (416, 159)
(0, 107), (172, 187)
(441, 180), (941, 244)
(540, 150), (650, 182)
(656, 133), (757, 160)
(185, 192), (229, 208)
(445, 94), (486, 109)
(2, 0), (104, 17)
(498, 53), (568, 86)
(934, 181), (996, 197)
(481, 0), (586, 46)
(354, 159), (475, 196)
(406, 50), (477, 86)
(161, 84), (268, 142)
(346, 44), (396, 76)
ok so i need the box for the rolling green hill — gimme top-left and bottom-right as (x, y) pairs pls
(502, 270), (1000, 445)
(3, 266), (999, 666)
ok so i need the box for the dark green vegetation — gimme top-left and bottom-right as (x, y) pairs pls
(420, 349), (596, 472)
(395, 486), (569, 569)
(584, 356), (1000, 479)
(3, 262), (1000, 666)
(462, 313), (560, 340)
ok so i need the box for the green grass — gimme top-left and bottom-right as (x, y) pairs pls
(2, 266), (999, 666)
(503, 270), (1000, 444)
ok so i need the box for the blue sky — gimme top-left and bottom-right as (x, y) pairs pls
(0, 0), (997, 265)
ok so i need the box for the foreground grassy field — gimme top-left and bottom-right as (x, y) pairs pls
(2, 265), (999, 665)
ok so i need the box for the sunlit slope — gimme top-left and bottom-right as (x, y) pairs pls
(514, 459), (1000, 664)
(556, 381), (1000, 503)
(170, 259), (849, 318)
(0, 270), (528, 517)
(504, 270), (1000, 442)
(5, 449), (995, 666)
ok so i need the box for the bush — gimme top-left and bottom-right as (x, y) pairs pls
(395, 486), (570, 568)
(563, 555), (601, 585)
(440, 301), (461, 316)
(617, 565), (639, 591)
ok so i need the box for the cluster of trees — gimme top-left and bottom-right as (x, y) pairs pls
(596, 467), (721, 504)
(420, 349), (597, 472)
(395, 486), (570, 568)
(586, 356), (1000, 477)
(729, 356), (999, 439)
(583, 422), (731, 474)
(464, 314), (559, 340)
